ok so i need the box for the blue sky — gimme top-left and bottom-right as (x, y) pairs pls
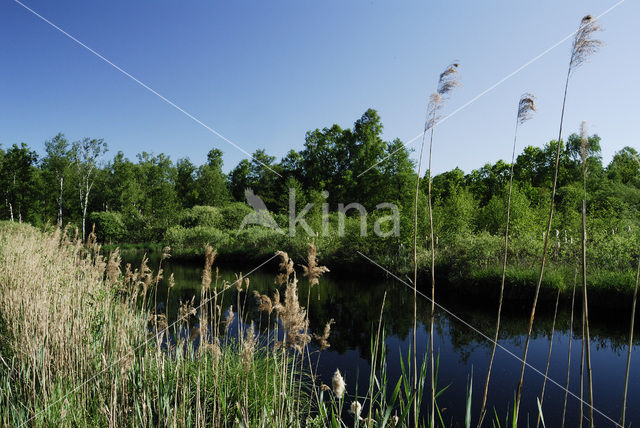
(1, 0), (638, 175)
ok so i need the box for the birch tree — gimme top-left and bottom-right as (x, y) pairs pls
(72, 137), (107, 241)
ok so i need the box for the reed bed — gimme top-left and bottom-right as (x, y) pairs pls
(0, 222), (449, 427)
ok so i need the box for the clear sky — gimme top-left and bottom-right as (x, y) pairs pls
(1, 0), (638, 175)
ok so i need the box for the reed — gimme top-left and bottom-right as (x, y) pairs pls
(560, 268), (578, 428)
(620, 156), (640, 426)
(412, 62), (460, 428)
(620, 252), (640, 426)
(579, 121), (595, 427)
(514, 15), (602, 422)
(536, 289), (560, 428)
(478, 93), (536, 426)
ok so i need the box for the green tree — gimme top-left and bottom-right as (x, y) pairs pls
(176, 158), (198, 208)
(71, 138), (108, 241)
(607, 147), (640, 185)
(42, 133), (71, 225)
(0, 143), (39, 222)
(195, 149), (230, 206)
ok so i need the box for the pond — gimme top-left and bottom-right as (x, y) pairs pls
(125, 252), (640, 426)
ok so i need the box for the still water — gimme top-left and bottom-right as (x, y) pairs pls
(127, 253), (639, 426)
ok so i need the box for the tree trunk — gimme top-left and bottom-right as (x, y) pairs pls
(58, 176), (64, 226)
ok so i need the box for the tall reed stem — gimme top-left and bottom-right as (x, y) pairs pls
(536, 289), (560, 428)
(515, 16), (601, 420)
(412, 117), (428, 428)
(426, 122), (437, 428)
(478, 93), (535, 426)
(561, 267), (578, 428)
(581, 133), (594, 428)
(515, 67), (569, 421)
(621, 253), (640, 426)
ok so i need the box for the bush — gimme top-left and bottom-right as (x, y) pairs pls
(89, 211), (126, 243)
(164, 225), (231, 252)
(218, 203), (253, 230)
(179, 206), (224, 229)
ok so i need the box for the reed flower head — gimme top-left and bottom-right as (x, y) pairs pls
(178, 296), (196, 321)
(332, 369), (346, 399)
(570, 14), (603, 72)
(517, 93), (536, 124)
(314, 318), (334, 351)
(240, 322), (257, 371)
(234, 273), (244, 292)
(349, 400), (363, 420)
(201, 245), (217, 291)
(277, 275), (310, 352)
(301, 240), (329, 287)
(162, 246), (171, 261)
(275, 251), (295, 285)
(253, 290), (273, 314)
(225, 305), (235, 335)
(426, 62), (461, 130)
(437, 62), (461, 96)
(105, 248), (121, 284)
(580, 120), (589, 164)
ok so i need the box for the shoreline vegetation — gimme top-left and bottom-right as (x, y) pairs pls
(103, 227), (640, 310)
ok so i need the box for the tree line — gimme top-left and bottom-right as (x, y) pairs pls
(1, 108), (639, 247)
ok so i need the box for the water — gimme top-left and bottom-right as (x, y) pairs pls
(128, 253), (640, 426)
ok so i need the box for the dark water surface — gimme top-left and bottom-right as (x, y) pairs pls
(126, 253), (639, 427)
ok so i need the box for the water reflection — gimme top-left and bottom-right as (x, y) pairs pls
(125, 253), (640, 426)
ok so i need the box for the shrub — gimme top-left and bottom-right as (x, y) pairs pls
(164, 225), (231, 252)
(218, 202), (253, 230)
(89, 211), (126, 242)
(179, 205), (224, 229)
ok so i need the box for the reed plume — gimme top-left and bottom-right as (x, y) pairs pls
(514, 16), (602, 422)
(412, 61), (460, 427)
(301, 239), (330, 288)
(478, 93), (536, 426)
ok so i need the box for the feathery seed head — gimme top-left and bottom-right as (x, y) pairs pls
(301, 239), (329, 288)
(570, 14), (603, 71)
(275, 251), (295, 285)
(332, 369), (346, 399)
(225, 305), (235, 334)
(349, 401), (363, 420)
(580, 121), (590, 164)
(314, 318), (334, 351)
(437, 62), (461, 96)
(517, 93), (537, 124)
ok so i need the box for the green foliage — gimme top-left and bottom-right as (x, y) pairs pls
(179, 205), (224, 228)
(89, 211), (126, 242)
(164, 225), (230, 252)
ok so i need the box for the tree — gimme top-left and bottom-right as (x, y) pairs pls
(176, 158), (198, 208)
(136, 152), (179, 228)
(607, 147), (640, 185)
(42, 133), (71, 225)
(195, 149), (230, 206)
(72, 138), (108, 241)
(229, 159), (252, 201)
(0, 143), (38, 222)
